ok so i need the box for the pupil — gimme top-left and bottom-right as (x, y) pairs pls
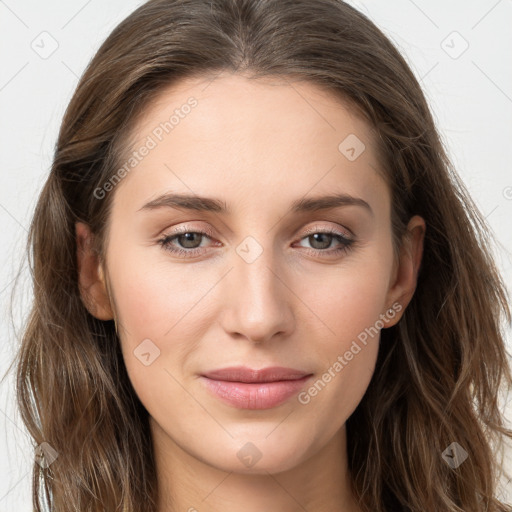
(181, 233), (200, 248)
(311, 233), (331, 249)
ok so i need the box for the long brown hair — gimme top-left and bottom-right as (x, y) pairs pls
(6, 0), (512, 510)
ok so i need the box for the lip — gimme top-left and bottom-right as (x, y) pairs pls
(201, 366), (311, 382)
(200, 366), (313, 410)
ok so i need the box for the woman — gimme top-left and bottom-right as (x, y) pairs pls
(9, 0), (512, 510)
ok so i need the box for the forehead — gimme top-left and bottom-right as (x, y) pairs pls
(130, 71), (373, 151)
(112, 71), (387, 217)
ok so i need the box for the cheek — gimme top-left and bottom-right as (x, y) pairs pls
(325, 270), (389, 342)
(107, 249), (223, 403)
(296, 252), (392, 417)
(296, 279), (384, 435)
(302, 249), (393, 348)
(110, 249), (207, 339)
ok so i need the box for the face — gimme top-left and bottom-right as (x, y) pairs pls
(77, 71), (424, 475)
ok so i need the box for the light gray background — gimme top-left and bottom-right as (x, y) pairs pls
(1, 0), (511, 509)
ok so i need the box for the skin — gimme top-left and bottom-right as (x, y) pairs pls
(76, 71), (425, 512)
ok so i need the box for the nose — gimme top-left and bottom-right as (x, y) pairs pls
(219, 243), (295, 344)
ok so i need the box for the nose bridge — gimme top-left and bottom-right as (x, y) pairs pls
(236, 237), (279, 302)
(222, 233), (294, 342)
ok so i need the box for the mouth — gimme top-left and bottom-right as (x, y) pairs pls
(199, 366), (313, 410)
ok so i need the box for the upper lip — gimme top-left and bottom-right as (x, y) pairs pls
(201, 366), (312, 383)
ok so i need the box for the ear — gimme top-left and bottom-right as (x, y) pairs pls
(75, 221), (114, 320)
(383, 215), (426, 327)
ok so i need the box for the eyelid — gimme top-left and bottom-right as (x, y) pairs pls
(161, 222), (216, 239)
(299, 222), (353, 239)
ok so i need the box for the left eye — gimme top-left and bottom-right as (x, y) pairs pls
(157, 228), (354, 257)
(297, 231), (351, 251)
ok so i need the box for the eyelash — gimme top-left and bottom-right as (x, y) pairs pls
(157, 225), (355, 259)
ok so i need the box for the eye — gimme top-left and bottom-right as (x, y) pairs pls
(157, 227), (215, 257)
(157, 225), (355, 258)
(294, 226), (355, 257)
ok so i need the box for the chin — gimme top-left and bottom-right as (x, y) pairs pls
(201, 434), (311, 475)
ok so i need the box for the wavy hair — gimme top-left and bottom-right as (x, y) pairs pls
(6, 0), (512, 510)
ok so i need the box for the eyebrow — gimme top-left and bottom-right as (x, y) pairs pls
(138, 192), (373, 216)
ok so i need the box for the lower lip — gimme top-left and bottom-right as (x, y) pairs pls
(200, 375), (312, 410)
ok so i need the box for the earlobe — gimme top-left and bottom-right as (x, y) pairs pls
(75, 222), (114, 321)
(383, 215), (426, 328)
